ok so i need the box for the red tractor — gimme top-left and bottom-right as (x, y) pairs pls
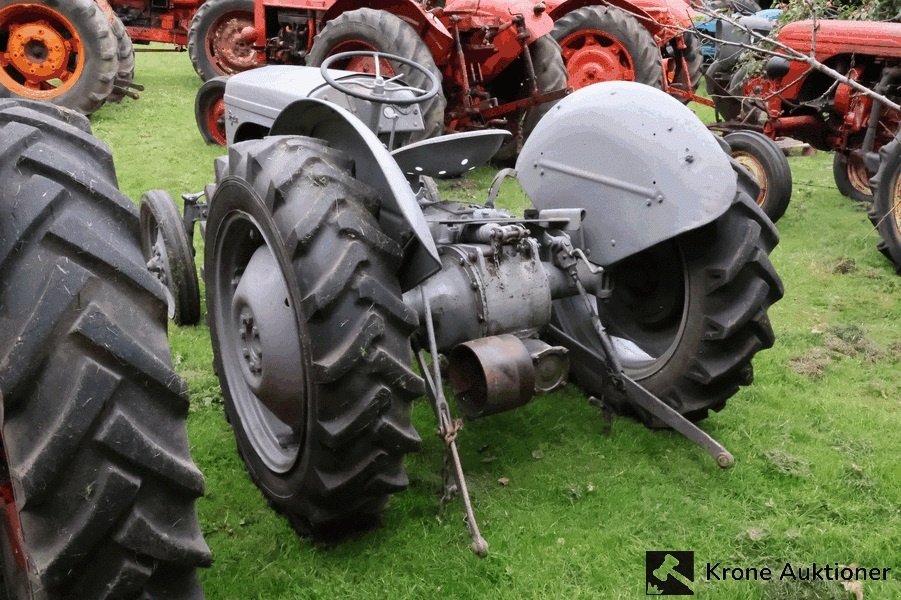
(194, 0), (570, 156)
(707, 19), (901, 268)
(0, 0), (256, 113)
(546, 0), (703, 101)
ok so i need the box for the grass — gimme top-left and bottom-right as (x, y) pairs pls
(90, 50), (900, 599)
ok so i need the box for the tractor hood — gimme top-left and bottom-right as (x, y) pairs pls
(517, 82), (735, 266)
(778, 20), (901, 59)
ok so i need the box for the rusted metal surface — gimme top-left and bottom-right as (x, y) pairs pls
(449, 334), (536, 419)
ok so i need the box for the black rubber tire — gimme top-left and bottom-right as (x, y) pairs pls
(195, 77), (228, 146)
(0, 100), (210, 598)
(552, 5), (664, 89)
(0, 0), (118, 115)
(833, 152), (874, 204)
(206, 135), (423, 537)
(140, 190), (202, 326)
(188, 0), (256, 82)
(490, 35), (568, 163)
(549, 175), (783, 426)
(705, 52), (744, 121)
(868, 139), (901, 273)
(106, 13), (136, 104)
(307, 7), (446, 144)
(668, 32), (704, 99)
(725, 130), (793, 223)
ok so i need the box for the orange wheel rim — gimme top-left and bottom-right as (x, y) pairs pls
(206, 97), (227, 145)
(560, 29), (634, 89)
(733, 151), (769, 207)
(0, 4), (85, 99)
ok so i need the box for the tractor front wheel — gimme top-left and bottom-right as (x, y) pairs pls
(550, 174), (783, 426)
(869, 140), (901, 273)
(552, 5), (663, 90)
(833, 152), (874, 204)
(0, 0), (118, 114)
(195, 76), (228, 145)
(307, 7), (446, 144)
(188, 0), (257, 81)
(0, 99), (210, 598)
(206, 135), (423, 536)
(725, 130), (792, 223)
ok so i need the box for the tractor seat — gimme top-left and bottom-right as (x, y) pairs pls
(391, 130), (511, 178)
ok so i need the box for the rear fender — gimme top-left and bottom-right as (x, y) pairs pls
(516, 82), (736, 266)
(270, 98), (440, 290)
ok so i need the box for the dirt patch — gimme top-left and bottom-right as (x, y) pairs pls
(823, 325), (882, 362)
(763, 449), (810, 477)
(832, 257), (857, 274)
(790, 347), (832, 379)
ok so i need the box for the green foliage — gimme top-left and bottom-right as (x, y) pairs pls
(93, 50), (901, 599)
(777, 0), (900, 22)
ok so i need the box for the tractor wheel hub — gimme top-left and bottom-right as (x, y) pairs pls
(561, 31), (634, 89)
(212, 14), (257, 73)
(231, 244), (304, 428)
(7, 22), (69, 80)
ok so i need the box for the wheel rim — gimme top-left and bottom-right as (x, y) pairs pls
(556, 240), (690, 381)
(559, 29), (634, 89)
(206, 10), (256, 75)
(0, 5), (86, 99)
(326, 40), (398, 76)
(732, 151), (769, 207)
(205, 96), (227, 145)
(212, 211), (307, 473)
(846, 154), (873, 197)
(140, 215), (178, 320)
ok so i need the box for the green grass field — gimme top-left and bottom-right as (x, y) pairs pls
(90, 50), (900, 600)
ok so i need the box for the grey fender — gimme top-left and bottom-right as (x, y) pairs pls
(270, 98), (440, 290)
(516, 82), (736, 266)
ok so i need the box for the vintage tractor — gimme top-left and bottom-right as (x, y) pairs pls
(546, 0), (703, 102)
(193, 0), (570, 159)
(705, 18), (901, 267)
(0, 0), (257, 113)
(0, 99), (210, 597)
(146, 52), (783, 553)
(707, 20), (901, 204)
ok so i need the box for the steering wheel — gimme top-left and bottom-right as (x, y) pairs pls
(320, 51), (441, 106)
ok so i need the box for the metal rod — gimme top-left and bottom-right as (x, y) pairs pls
(418, 289), (489, 557)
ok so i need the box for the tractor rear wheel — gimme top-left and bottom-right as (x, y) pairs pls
(833, 152), (874, 204)
(0, 100), (210, 598)
(869, 139), (901, 273)
(307, 7), (446, 144)
(725, 130), (792, 223)
(206, 135), (423, 537)
(0, 0), (118, 114)
(490, 35), (568, 163)
(188, 0), (256, 81)
(106, 13), (135, 104)
(550, 175), (783, 426)
(553, 5), (663, 90)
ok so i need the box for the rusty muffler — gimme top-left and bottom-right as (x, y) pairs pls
(448, 335), (569, 419)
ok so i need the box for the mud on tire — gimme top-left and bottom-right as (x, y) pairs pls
(0, 100), (210, 598)
(206, 136), (423, 537)
(550, 173), (784, 426)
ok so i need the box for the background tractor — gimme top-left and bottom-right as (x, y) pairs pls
(547, 0), (704, 102)
(0, 99), (210, 598)
(705, 18), (901, 268)
(143, 52), (783, 553)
